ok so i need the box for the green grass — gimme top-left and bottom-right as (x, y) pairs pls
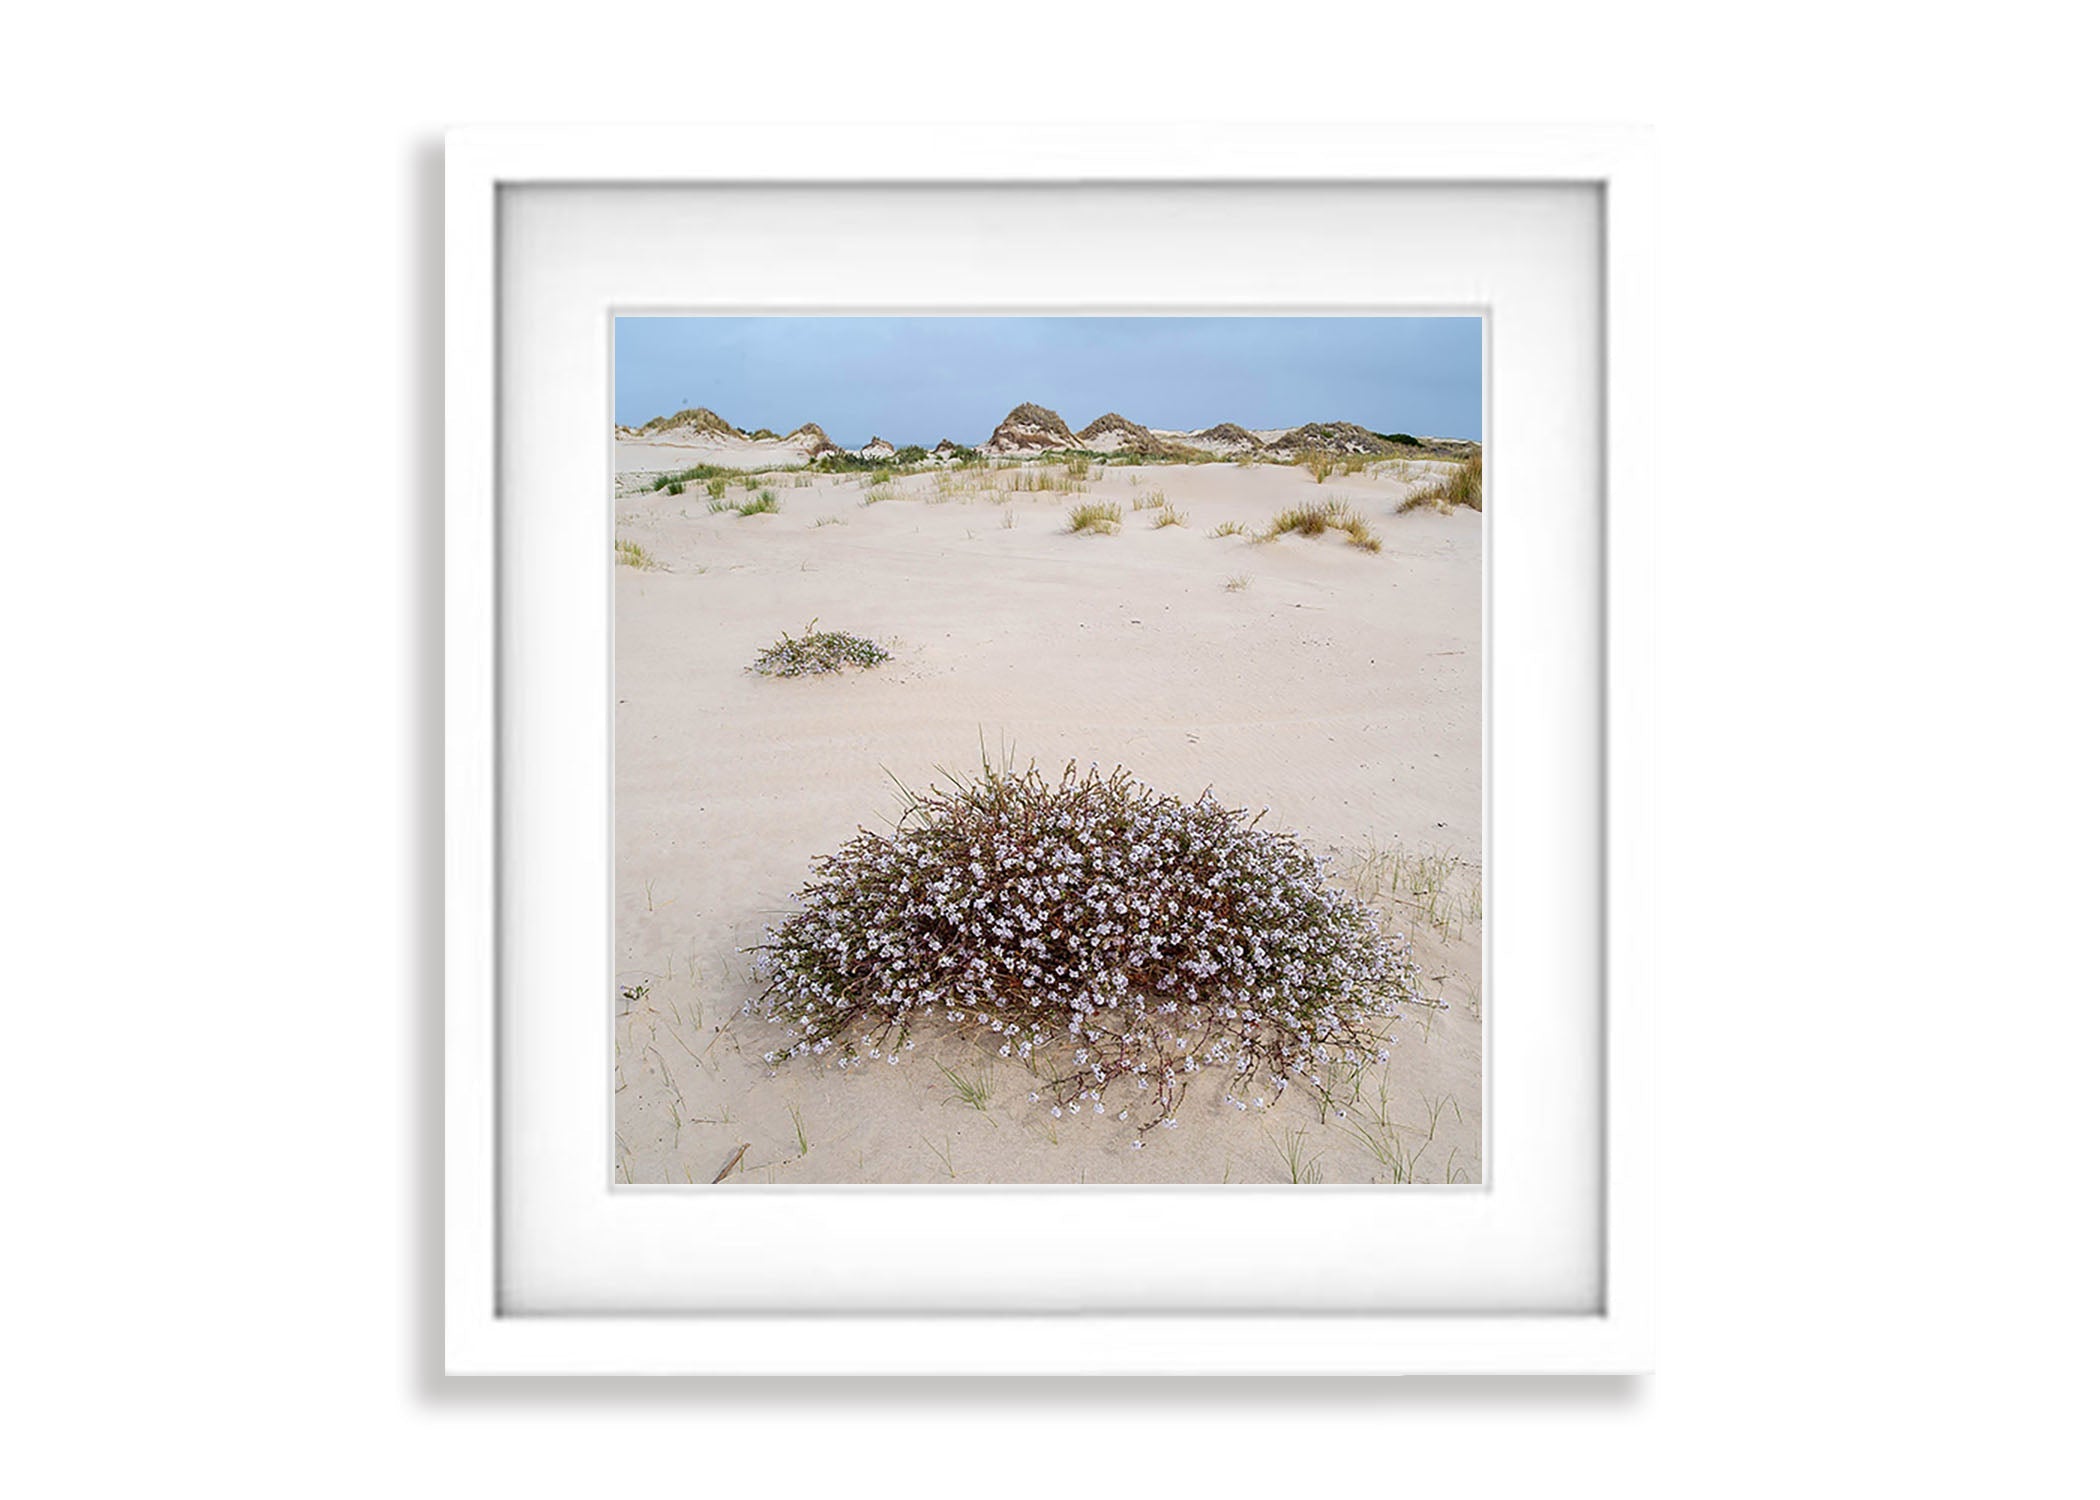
(613, 538), (656, 569)
(1339, 1089), (1465, 1184)
(1341, 844), (1484, 942)
(648, 461), (742, 492)
(1277, 1126), (1325, 1184)
(1066, 500), (1122, 534)
(736, 490), (779, 516)
(706, 477), (729, 500)
(937, 1060), (995, 1114)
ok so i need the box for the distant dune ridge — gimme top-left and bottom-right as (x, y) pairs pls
(983, 401), (1079, 453)
(616, 400), (1481, 470)
(1075, 411), (1165, 455)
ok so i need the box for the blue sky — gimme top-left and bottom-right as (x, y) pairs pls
(614, 317), (1482, 443)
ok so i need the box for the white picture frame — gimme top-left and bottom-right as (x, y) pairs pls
(446, 124), (1653, 1375)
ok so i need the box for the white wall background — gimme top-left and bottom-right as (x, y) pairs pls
(3, 3), (2092, 1493)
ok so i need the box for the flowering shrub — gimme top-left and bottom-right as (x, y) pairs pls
(752, 762), (1424, 1139)
(749, 624), (890, 678)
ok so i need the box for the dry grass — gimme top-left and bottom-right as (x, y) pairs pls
(1263, 498), (1383, 552)
(1397, 452), (1484, 515)
(1066, 500), (1122, 535)
(614, 538), (657, 569)
(1151, 503), (1188, 528)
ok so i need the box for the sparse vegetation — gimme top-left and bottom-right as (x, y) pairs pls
(1151, 503), (1188, 528)
(1224, 573), (1252, 592)
(1276, 1126), (1326, 1184)
(1342, 845), (1484, 942)
(614, 538), (657, 569)
(1263, 498), (1384, 552)
(649, 461), (742, 493)
(938, 1061), (995, 1114)
(1397, 453), (1484, 515)
(1130, 489), (1167, 511)
(1066, 500), (1122, 535)
(749, 621), (891, 678)
(638, 406), (735, 437)
(754, 758), (1428, 1137)
(736, 490), (780, 516)
(1303, 451), (1337, 484)
(1209, 520), (1249, 538)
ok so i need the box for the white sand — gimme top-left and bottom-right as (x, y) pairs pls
(613, 456), (1482, 1184)
(614, 435), (816, 474)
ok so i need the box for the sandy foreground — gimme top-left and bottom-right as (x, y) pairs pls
(613, 456), (1482, 1185)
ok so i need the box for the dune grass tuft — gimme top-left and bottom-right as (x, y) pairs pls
(1208, 520), (1248, 538)
(649, 461), (740, 493)
(754, 759), (1427, 1136)
(736, 490), (780, 516)
(1066, 500), (1122, 535)
(1224, 573), (1252, 592)
(1397, 452), (1484, 515)
(1263, 498), (1382, 551)
(749, 621), (890, 679)
(613, 538), (657, 569)
(1151, 503), (1188, 529)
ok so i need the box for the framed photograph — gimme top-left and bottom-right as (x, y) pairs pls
(446, 125), (1652, 1375)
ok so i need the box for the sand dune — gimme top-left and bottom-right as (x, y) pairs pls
(615, 402), (1482, 476)
(613, 453), (1482, 1185)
